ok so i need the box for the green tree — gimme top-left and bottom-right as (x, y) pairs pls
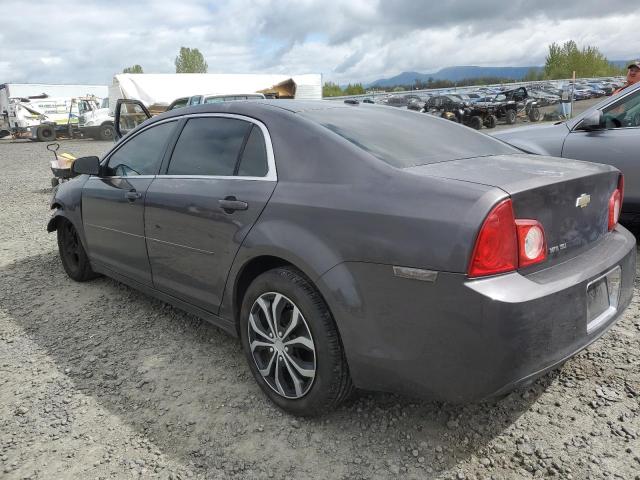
(544, 41), (623, 79)
(322, 81), (343, 97)
(122, 64), (144, 74)
(343, 83), (365, 95)
(174, 47), (208, 73)
(523, 67), (543, 81)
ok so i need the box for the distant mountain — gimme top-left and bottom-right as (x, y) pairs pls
(367, 61), (628, 87)
(368, 66), (542, 87)
(611, 60), (631, 69)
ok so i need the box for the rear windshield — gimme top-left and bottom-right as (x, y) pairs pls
(300, 106), (518, 168)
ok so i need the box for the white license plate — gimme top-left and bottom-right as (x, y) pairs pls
(586, 266), (621, 333)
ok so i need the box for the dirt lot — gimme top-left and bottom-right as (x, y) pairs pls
(1, 136), (639, 480)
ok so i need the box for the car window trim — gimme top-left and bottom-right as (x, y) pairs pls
(158, 113), (277, 182)
(233, 124), (255, 176)
(98, 118), (180, 180)
(157, 118), (188, 176)
(571, 124), (640, 133)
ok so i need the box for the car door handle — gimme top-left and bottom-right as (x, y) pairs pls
(125, 190), (142, 201)
(219, 197), (248, 212)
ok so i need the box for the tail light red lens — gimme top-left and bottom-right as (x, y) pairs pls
(469, 198), (547, 278)
(468, 199), (518, 277)
(608, 174), (624, 231)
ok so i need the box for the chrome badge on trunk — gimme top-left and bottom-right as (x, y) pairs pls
(576, 193), (591, 208)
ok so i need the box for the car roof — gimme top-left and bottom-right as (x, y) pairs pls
(203, 93), (266, 98)
(148, 99), (354, 122)
(134, 99), (367, 137)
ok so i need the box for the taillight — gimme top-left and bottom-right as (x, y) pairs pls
(468, 199), (518, 277)
(608, 174), (624, 231)
(515, 220), (547, 268)
(469, 198), (547, 278)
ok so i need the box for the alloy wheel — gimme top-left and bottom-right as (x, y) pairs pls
(247, 292), (316, 399)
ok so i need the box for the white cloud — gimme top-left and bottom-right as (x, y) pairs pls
(40, 57), (63, 66)
(0, 0), (638, 85)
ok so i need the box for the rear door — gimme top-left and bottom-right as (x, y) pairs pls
(145, 114), (277, 312)
(82, 119), (177, 284)
(562, 87), (640, 209)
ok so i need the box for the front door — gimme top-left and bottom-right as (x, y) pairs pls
(145, 115), (276, 312)
(563, 88), (640, 209)
(82, 120), (176, 285)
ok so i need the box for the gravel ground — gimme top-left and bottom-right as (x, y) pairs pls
(1, 137), (639, 480)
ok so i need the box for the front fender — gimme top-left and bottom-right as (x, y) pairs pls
(47, 209), (67, 232)
(47, 175), (90, 245)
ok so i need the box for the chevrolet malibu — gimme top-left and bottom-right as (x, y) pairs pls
(48, 99), (636, 416)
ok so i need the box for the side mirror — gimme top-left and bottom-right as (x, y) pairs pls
(579, 110), (603, 131)
(72, 156), (101, 175)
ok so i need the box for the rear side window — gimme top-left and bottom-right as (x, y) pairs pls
(167, 117), (251, 176)
(237, 126), (268, 177)
(106, 121), (175, 176)
(300, 107), (518, 168)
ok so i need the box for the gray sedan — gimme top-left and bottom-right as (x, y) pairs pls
(493, 82), (640, 215)
(48, 100), (635, 416)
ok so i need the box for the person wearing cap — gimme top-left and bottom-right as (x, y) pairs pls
(612, 61), (640, 95)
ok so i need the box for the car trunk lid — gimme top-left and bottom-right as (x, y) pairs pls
(406, 154), (621, 268)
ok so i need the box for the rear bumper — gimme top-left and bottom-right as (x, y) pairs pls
(318, 226), (636, 402)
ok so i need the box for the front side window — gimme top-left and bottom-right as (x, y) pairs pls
(167, 117), (251, 176)
(602, 89), (640, 129)
(106, 121), (175, 176)
(78, 101), (91, 114)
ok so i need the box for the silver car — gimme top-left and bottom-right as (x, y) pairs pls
(493, 82), (640, 214)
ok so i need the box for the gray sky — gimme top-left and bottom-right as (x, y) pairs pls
(1, 0), (639, 85)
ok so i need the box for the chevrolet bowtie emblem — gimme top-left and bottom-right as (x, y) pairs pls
(576, 193), (591, 208)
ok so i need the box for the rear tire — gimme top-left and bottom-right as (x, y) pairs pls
(468, 115), (482, 130)
(505, 109), (516, 124)
(36, 125), (56, 142)
(528, 108), (541, 122)
(484, 115), (497, 129)
(240, 267), (353, 416)
(57, 219), (99, 282)
(98, 123), (114, 141)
